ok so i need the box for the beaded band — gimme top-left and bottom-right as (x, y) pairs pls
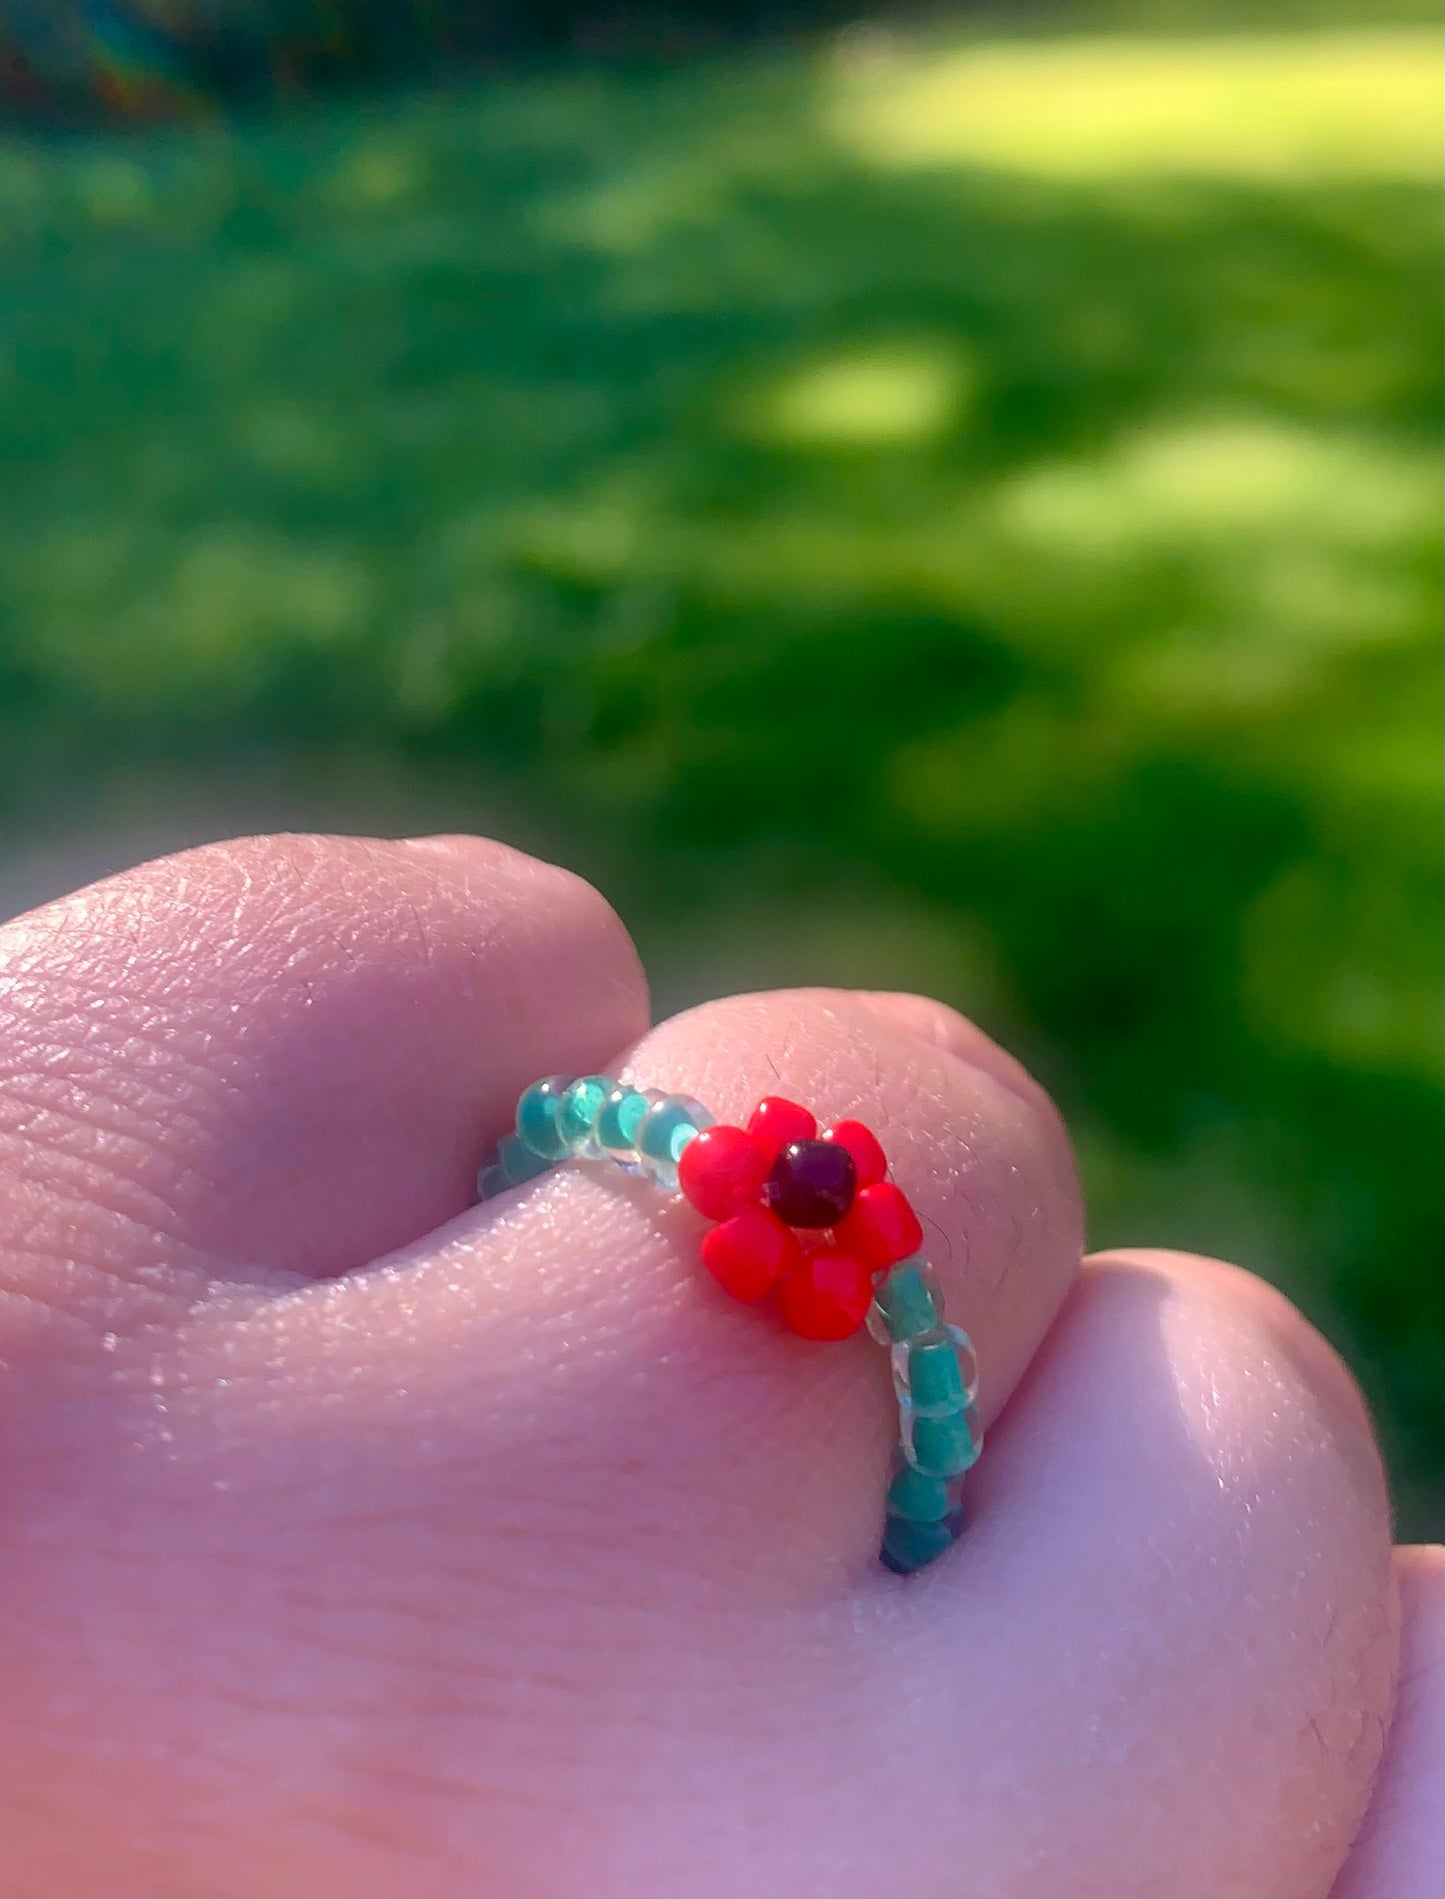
(477, 1076), (982, 1574)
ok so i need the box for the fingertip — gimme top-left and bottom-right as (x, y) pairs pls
(1395, 1542), (1445, 1593)
(848, 989), (1063, 1122)
(1329, 1545), (1444, 1899)
(401, 834), (651, 1013)
(846, 988), (1002, 1063)
(397, 831), (493, 855)
(1392, 1544), (1444, 1696)
(940, 1245), (1399, 1899)
(1085, 1246), (1379, 1463)
(0, 831), (652, 1297)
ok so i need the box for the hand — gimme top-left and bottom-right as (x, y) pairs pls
(0, 835), (1438, 1899)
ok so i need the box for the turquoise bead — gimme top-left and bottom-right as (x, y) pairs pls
(597, 1084), (650, 1154)
(904, 1338), (966, 1414)
(874, 1257), (940, 1341)
(881, 1513), (954, 1574)
(560, 1074), (613, 1151)
(515, 1075), (572, 1160)
(476, 1160), (510, 1201)
(908, 1406), (980, 1478)
(498, 1133), (554, 1185)
(637, 1094), (713, 1166)
(886, 1464), (951, 1524)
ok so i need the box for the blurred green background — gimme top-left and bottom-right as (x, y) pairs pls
(0, 2), (1439, 1529)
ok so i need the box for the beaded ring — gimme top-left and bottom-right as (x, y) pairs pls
(477, 1076), (982, 1574)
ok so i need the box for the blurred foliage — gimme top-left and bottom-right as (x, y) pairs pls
(0, 16), (1439, 1525)
(4, 0), (1441, 124)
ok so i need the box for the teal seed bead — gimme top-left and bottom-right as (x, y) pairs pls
(498, 1133), (554, 1186)
(902, 1338), (967, 1414)
(873, 1256), (941, 1341)
(907, 1405), (981, 1479)
(515, 1075), (573, 1161)
(886, 1463), (952, 1524)
(477, 1160), (510, 1201)
(637, 1095), (714, 1165)
(637, 1094), (712, 1163)
(560, 1075), (613, 1152)
(881, 1513), (954, 1573)
(597, 1084), (650, 1154)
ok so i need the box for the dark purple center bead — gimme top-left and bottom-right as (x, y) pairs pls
(767, 1139), (858, 1227)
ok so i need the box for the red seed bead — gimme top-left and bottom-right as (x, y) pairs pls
(678, 1124), (770, 1221)
(821, 1119), (888, 1188)
(777, 1247), (874, 1340)
(834, 1181), (924, 1272)
(746, 1095), (817, 1162)
(701, 1206), (802, 1303)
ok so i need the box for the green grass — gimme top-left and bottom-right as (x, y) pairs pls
(0, 21), (1440, 1527)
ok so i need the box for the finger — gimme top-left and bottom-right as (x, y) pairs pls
(4, 1244), (1391, 1899)
(253, 984), (1084, 1591)
(850, 988), (1058, 1122)
(0, 833), (647, 1331)
(0, 985), (1083, 1897)
(865, 1247), (1395, 1899)
(1331, 1544), (1445, 1899)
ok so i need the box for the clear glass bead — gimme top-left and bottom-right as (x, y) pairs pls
(900, 1398), (982, 1478)
(890, 1323), (979, 1414)
(560, 1074), (614, 1158)
(597, 1083), (651, 1157)
(867, 1254), (943, 1345)
(636, 1093), (715, 1191)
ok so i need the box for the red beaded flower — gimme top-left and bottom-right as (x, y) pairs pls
(678, 1097), (923, 1340)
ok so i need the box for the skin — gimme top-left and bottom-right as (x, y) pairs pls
(0, 832), (1438, 1899)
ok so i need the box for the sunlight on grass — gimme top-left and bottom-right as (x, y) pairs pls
(737, 343), (968, 448)
(993, 415), (1438, 558)
(830, 29), (1442, 179)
